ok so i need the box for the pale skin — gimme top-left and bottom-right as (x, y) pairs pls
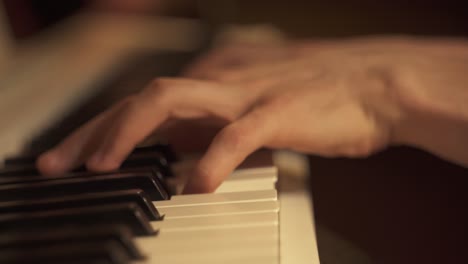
(37, 36), (468, 193)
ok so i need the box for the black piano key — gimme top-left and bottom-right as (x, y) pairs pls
(0, 167), (173, 199)
(0, 189), (161, 220)
(3, 143), (175, 169)
(121, 151), (172, 177)
(0, 240), (131, 264)
(0, 161), (170, 178)
(134, 143), (178, 162)
(0, 172), (170, 201)
(0, 153), (171, 178)
(0, 165), (166, 184)
(2, 155), (36, 166)
(67, 151), (172, 176)
(0, 203), (156, 236)
(0, 224), (145, 260)
(0, 164), (39, 177)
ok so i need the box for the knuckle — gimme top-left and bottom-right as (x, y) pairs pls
(261, 92), (297, 110)
(145, 78), (179, 104)
(220, 125), (251, 151)
(119, 96), (140, 114)
(149, 77), (176, 88)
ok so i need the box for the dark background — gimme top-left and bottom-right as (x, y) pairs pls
(3, 0), (468, 39)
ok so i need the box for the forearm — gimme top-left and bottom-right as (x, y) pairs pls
(384, 37), (468, 167)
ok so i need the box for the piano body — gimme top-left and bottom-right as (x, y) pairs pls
(0, 10), (320, 264)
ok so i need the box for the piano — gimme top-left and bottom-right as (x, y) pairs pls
(0, 10), (320, 264)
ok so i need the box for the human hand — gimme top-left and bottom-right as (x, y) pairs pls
(37, 39), (403, 193)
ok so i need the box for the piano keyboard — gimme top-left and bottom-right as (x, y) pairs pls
(0, 144), (319, 264)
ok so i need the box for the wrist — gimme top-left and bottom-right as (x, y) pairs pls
(380, 43), (468, 167)
(357, 41), (439, 148)
(355, 51), (408, 150)
(373, 54), (432, 149)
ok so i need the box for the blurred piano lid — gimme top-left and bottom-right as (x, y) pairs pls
(0, 8), (207, 160)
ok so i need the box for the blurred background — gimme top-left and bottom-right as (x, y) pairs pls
(0, 1), (467, 264)
(2, 0), (468, 40)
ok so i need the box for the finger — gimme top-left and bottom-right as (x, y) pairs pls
(183, 107), (276, 194)
(36, 99), (129, 175)
(86, 78), (249, 171)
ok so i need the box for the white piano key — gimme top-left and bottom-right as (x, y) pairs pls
(136, 256), (279, 264)
(229, 166), (278, 179)
(139, 242), (278, 261)
(137, 243), (279, 264)
(190, 258), (279, 264)
(159, 200), (279, 219)
(138, 235), (277, 255)
(138, 255), (279, 264)
(151, 212), (278, 231)
(203, 258), (279, 264)
(136, 221), (279, 264)
(216, 179), (276, 193)
(154, 189), (277, 208)
(172, 166), (278, 193)
(137, 225), (278, 245)
(216, 173), (277, 193)
(135, 226), (279, 261)
(216, 156), (277, 193)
